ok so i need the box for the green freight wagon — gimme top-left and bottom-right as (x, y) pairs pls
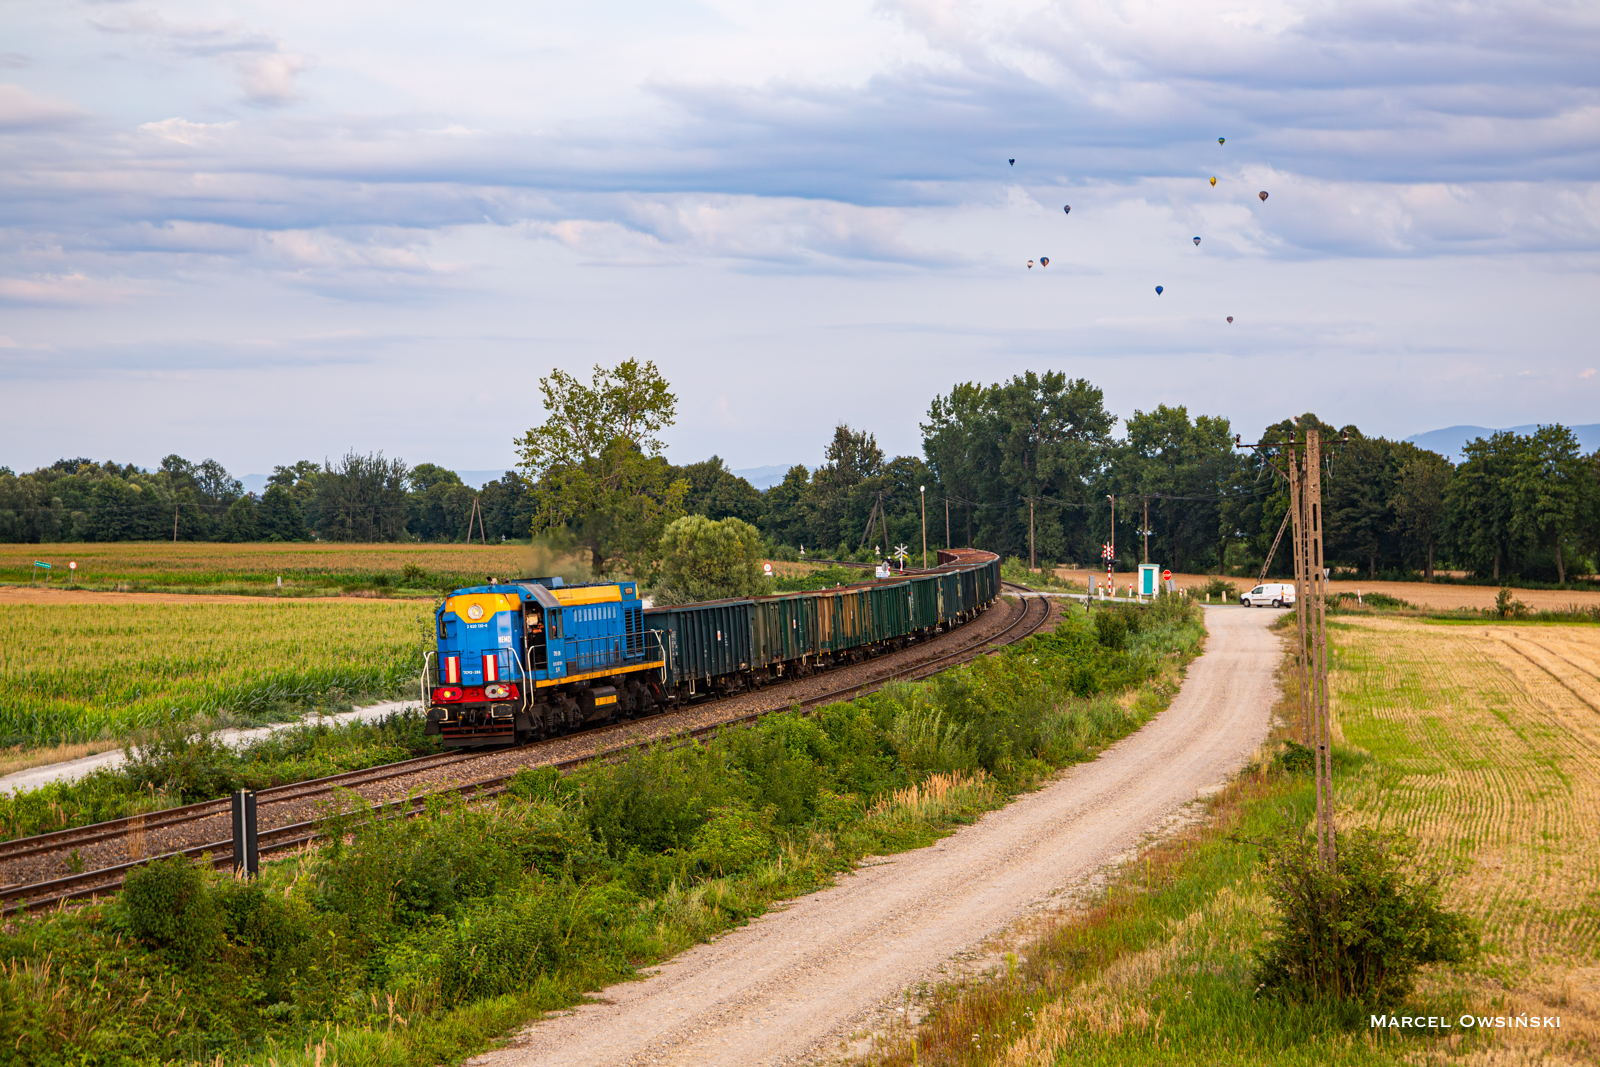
(644, 599), (753, 697)
(750, 592), (818, 668)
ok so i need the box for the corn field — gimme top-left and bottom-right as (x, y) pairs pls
(0, 600), (429, 744)
(0, 542), (529, 594)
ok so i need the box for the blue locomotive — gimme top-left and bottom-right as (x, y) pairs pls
(423, 576), (667, 745)
(422, 550), (1001, 746)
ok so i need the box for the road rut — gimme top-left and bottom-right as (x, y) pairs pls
(474, 605), (1284, 1067)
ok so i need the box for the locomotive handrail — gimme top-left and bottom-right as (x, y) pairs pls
(421, 650), (436, 700)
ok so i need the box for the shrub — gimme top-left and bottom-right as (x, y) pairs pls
(1095, 610), (1129, 650)
(1255, 826), (1477, 1004)
(119, 855), (225, 967)
(1273, 740), (1314, 776)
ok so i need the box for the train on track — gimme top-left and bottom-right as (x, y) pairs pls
(422, 549), (1001, 747)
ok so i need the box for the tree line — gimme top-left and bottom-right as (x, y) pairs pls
(0, 454), (535, 545)
(6, 363), (1597, 584)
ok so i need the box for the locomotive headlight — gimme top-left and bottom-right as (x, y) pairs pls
(484, 683), (510, 699)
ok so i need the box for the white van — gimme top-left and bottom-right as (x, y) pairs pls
(1240, 583), (1295, 608)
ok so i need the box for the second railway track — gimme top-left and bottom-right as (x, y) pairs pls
(3, 588), (1054, 914)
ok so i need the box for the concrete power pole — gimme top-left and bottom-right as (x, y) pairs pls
(1241, 425), (1338, 873)
(1029, 498), (1036, 570)
(919, 486), (927, 569)
(1142, 496), (1149, 564)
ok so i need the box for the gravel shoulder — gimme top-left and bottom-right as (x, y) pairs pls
(471, 605), (1284, 1067)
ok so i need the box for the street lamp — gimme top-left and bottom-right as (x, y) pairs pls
(919, 485), (927, 568)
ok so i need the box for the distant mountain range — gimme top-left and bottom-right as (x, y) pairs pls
(1404, 424), (1600, 463)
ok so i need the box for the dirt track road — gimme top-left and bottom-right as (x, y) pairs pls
(474, 605), (1284, 1067)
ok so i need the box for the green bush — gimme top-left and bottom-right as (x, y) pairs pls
(1095, 610), (1129, 650)
(1255, 826), (1478, 1004)
(118, 854), (225, 967)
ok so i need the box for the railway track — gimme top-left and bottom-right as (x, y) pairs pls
(3, 589), (1052, 915)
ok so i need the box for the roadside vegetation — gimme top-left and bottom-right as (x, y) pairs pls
(0, 600), (426, 747)
(0, 710), (441, 842)
(850, 614), (1598, 1067)
(0, 596), (1206, 1067)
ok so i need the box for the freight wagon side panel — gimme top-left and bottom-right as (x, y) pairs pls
(645, 600), (752, 687)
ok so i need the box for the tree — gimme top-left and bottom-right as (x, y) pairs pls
(478, 471), (535, 541)
(1394, 451), (1453, 580)
(654, 515), (767, 604)
(1508, 425), (1591, 583)
(314, 451), (410, 542)
(1449, 432), (1527, 580)
(219, 495), (261, 542)
(678, 456), (763, 525)
(409, 464), (463, 493)
(515, 360), (686, 577)
(258, 483), (309, 541)
(758, 465), (813, 549)
(191, 459), (242, 509)
(921, 372), (1114, 564)
(1113, 405), (1240, 573)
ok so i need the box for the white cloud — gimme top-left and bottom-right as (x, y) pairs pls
(236, 52), (309, 105)
(138, 117), (240, 145)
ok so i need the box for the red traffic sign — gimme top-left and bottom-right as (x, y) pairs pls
(1162, 569), (1172, 581)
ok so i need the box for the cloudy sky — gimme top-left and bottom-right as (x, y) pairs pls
(2, 0), (1597, 478)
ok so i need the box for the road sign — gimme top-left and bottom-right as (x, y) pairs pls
(763, 563), (773, 576)
(1162, 569), (1172, 581)
(33, 561), (50, 569)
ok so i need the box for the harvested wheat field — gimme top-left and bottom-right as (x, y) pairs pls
(1054, 568), (1600, 612)
(1332, 616), (1600, 1058)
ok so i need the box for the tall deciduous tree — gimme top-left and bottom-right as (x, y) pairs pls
(515, 360), (686, 577)
(315, 451), (410, 542)
(1508, 425), (1590, 583)
(1393, 451), (1453, 580)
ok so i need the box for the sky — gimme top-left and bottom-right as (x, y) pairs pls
(2, 0), (1598, 479)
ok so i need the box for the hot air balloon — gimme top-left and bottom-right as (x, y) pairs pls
(1155, 286), (1163, 295)
(1218, 137), (1225, 145)
(1193, 237), (1201, 246)
(1009, 159), (1015, 165)
(1259, 191), (1268, 201)
(1227, 316), (1234, 323)
(1210, 177), (1217, 187)
(1063, 205), (1071, 215)
(1027, 260), (1034, 268)
(1040, 257), (1049, 267)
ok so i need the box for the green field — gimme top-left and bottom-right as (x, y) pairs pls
(0, 599), (428, 745)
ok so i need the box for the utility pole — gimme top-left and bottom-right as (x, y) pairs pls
(945, 496), (950, 554)
(1304, 428), (1334, 870)
(1029, 498), (1036, 569)
(1106, 493), (1116, 593)
(1238, 425), (1339, 873)
(919, 486), (927, 568)
(173, 505), (179, 542)
(1142, 496), (1149, 564)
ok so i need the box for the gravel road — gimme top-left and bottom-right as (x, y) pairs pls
(471, 604), (1284, 1067)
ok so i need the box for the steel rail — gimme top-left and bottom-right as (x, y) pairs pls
(5, 591), (1046, 915)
